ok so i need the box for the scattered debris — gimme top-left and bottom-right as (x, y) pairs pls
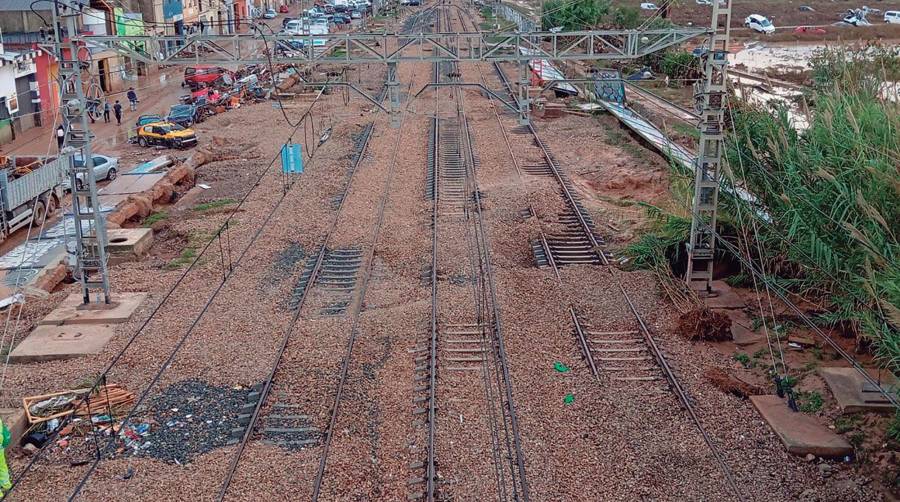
(23, 385), (135, 425)
(135, 380), (248, 463)
(704, 367), (765, 399)
(676, 308), (732, 341)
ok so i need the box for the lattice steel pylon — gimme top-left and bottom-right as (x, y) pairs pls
(685, 0), (731, 291)
(54, 1), (112, 305)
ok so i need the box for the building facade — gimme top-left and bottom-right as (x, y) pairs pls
(0, 37), (41, 145)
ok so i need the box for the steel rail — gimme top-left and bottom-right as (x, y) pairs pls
(569, 308), (599, 379)
(493, 61), (744, 500)
(425, 113), (440, 502)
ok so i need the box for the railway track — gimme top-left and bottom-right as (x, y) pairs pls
(407, 8), (530, 501)
(215, 115), (379, 501)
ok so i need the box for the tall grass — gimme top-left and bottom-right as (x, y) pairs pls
(627, 46), (900, 373)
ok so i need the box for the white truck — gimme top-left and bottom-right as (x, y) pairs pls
(0, 155), (67, 242)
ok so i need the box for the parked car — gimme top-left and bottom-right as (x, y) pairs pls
(793, 26), (826, 35)
(166, 104), (203, 128)
(351, 9), (362, 18)
(183, 66), (233, 90)
(640, 3), (658, 10)
(135, 114), (164, 128)
(65, 154), (119, 191)
(137, 122), (198, 149)
(333, 13), (351, 24)
(263, 8), (277, 18)
(886, 11), (900, 24)
(745, 14), (775, 34)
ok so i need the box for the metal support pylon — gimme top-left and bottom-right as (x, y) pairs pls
(54, 1), (112, 304)
(685, 0), (731, 292)
(387, 61), (401, 128)
(517, 59), (530, 125)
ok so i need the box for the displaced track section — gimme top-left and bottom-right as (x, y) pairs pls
(488, 57), (742, 498)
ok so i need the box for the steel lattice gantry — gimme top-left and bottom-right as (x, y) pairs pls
(70, 28), (710, 66)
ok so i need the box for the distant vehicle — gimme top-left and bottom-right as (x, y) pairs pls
(886, 11), (900, 24)
(640, 3), (658, 10)
(282, 16), (296, 27)
(695, 0), (725, 5)
(284, 19), (304, 34)
(65, 154), (118, 191)
(794, 26), (826, 35)
(279, 5), (289, 13)
(745, 14), (775, 34)
(333, 13), (351, 24)
(135, 114), (164, 128)
(350, 9), (362, 19)
(263, 8), (277, 19)
(408, 0), (420, 5)
(137, 122), (198, 149)
(166, 104), (203, 128)
(183, 66), (232, 90)
(842, 9), (872, 26)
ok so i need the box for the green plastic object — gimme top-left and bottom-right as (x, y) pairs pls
(563, 393), (575, 405)
(554, 362), (570, 373)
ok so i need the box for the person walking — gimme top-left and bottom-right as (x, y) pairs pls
(126, 87), (138, 111)
(56, 125), (65, 151)
(103, 101), (111, 123)
(113, 100), (123, 125)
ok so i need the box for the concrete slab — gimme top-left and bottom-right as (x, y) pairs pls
(39, 292), (148, 326)
(99, 173), (166, 195)
(820, 367), (898, 413)
(107, 228), (154, 264)
(9, 324), (116, 363)
(750, 395), (852, 458)
(0, 408), (27, 447)
(704, 280), (747, 310)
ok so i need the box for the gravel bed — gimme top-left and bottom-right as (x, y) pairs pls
(6, 9), (884, 501)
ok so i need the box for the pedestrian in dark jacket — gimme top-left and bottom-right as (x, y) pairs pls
(113, 100), (123, 125)
(56, 125), (65, 151)
(103, 101), (111, 123)
(126, 87), (138, 111)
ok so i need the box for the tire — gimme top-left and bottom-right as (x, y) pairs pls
(107, 168), (117, 181)
(32, 200), (47, 226)
(138, 136), (148, 147)
(47, 195), (58, 214)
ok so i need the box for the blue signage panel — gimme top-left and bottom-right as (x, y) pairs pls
(281, 144), (303, 174)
